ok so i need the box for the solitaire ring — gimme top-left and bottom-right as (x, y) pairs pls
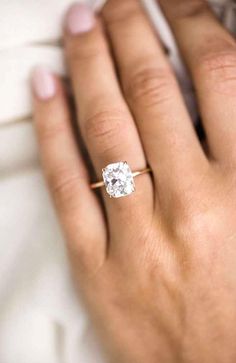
(91, 161), (151, 198)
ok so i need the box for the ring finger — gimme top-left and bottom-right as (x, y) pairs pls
(64, 4), (153, 231)
(101, 0), (208, 202)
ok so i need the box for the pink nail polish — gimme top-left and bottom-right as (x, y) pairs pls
(66, 3), (95, 35)
(32, 67), (56, 100)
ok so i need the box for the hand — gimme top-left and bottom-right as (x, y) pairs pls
(32, 1), (236, 362)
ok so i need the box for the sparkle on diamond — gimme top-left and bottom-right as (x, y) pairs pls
(102, 162), (135, 198)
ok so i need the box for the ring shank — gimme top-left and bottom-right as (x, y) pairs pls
(90, 167), (151, 190)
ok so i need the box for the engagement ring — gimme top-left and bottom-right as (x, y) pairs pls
(91, 161), (151, 198)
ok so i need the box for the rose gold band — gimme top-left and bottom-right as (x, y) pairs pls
(91, 167), (151, 190)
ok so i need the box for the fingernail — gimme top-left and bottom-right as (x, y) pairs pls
(32, 67), (56, 100)
(65, 3), (95, 35)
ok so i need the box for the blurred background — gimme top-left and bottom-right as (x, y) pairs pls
(0, 1), (235, 362)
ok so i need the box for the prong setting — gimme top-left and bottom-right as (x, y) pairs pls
(102, 161), (135, 198)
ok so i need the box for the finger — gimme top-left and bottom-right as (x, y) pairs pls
(64, 4), (153, 227)
(101, 0), (208, 194)
(32, 67), (106, 274)
(159, 0), (236, 165)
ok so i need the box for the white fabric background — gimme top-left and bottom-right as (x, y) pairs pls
(0, 1), (235, 362)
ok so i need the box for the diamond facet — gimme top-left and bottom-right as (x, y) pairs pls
(102, 162), (135, 198)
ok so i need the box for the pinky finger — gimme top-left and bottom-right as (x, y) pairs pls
(32, 67), (107, 275)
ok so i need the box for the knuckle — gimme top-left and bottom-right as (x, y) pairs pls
(181, 211), (210, 238)
(48, 168), (81, 210)
(38, 119), (68, 143)
(175, 213), (206, 245)
(197, 49), (236, 94)
(83, 110), (128, 154)
(68, 43), (105, 63)
(103, 0), (141, 27)
(177, 0), (207, 18)
(159, 0), (207, 19)
(125, 66), (175, 108)
(174, 201), (216, 243)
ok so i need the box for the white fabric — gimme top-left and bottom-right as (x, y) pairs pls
(0, 1), (235, 362)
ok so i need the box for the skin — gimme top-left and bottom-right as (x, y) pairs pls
(33, 0), (236, 362)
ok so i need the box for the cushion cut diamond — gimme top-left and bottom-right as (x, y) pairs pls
(102, 162), (135, 198)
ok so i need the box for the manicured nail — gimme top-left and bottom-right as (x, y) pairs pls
(32, 67), (56, 100)
(65, 3), (95, 35)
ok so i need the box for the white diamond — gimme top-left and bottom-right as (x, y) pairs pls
(102, 162), (135, 198)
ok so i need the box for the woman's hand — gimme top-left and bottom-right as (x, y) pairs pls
(32, 1), (236, 362)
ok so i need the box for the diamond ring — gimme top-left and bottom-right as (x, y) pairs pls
(91, 161), (151, 198)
